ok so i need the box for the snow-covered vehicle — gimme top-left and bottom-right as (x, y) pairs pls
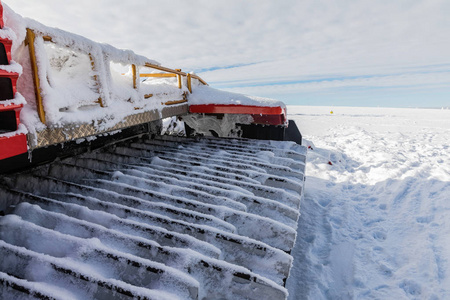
(0, 2), (305, 299)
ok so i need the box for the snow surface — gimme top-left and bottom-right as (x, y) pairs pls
(286, 106), (450, 299)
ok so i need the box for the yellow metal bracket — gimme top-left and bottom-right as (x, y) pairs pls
(132, 64), (137, 89)
(140, 73), (177, 78)
(89, 54), (104, 107)
(162, 99), (188, 106)
(187, 74), (192, 93)
(26, 28), (46, 124)
(23, 29), (207, 126)
(175, 69), (182, 89)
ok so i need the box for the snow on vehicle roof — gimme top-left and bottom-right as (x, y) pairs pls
(189, 84), (285, 108)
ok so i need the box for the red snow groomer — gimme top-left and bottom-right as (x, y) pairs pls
(0, 3), (306, 300)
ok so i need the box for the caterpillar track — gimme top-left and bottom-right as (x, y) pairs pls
(0, 135), (305, 299)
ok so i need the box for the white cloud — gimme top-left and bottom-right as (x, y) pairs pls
(4, 0), (450, 107)
(223, 71), (450, 94)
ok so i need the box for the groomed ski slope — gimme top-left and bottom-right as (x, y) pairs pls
(286, 106), (450, 299)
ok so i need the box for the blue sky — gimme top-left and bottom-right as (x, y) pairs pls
(5, 0), (450, 108)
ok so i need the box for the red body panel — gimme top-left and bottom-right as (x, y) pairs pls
(189, 104), (283, 115)
(0, 103), (22, 111)
(0, 133), (28, 160)
(189, 104), (287, 126)
(0, 1), (3, 29)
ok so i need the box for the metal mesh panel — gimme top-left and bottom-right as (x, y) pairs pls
(30, 104), (188, 149)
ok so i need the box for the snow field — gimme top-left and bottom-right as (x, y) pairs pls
(286, 106), (450, 299)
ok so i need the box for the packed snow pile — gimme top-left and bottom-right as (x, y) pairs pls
(0, 135), (306, 299)
(286, 106), (450, 299)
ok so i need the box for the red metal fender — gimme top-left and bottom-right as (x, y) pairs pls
(0, 133), (28, 160)
(0, 103), (28, 160)
(189, 104), (287, 126)
(0, 0), (4, 29)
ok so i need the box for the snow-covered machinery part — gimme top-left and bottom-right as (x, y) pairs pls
(0, 2), (211, 173)
(184, 104), (302, 145)
(0, 2), (302, 173)
(0, 2), (306, 299)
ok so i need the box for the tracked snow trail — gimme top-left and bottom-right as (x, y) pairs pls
(286, 106), (450, 299)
